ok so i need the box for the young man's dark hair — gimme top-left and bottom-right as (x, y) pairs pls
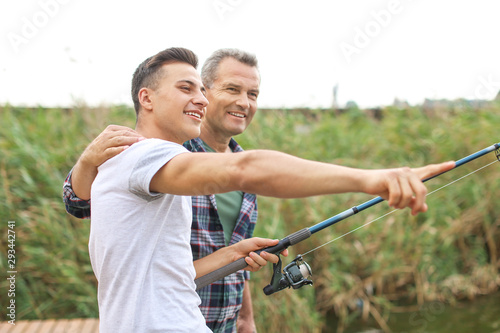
(131, 47), (199, 115)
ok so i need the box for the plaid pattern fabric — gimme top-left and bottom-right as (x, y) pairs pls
(63, 169), (91, 219)
(63, 137), (258, 333)
(184, 138), (257, 333)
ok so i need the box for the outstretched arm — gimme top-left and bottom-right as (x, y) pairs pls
(151, 149), (455, 216)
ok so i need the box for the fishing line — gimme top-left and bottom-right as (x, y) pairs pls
(302, 158), (499, 257)
(195, 142), (500, 291)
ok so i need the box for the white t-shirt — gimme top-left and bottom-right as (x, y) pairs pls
(89, 138), (211, 333)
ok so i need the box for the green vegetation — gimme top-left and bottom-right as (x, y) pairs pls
(1, 103), (499, 332)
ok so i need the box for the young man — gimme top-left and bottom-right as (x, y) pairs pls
(68, 47), (454, 332)
(65, 49), (265, 333)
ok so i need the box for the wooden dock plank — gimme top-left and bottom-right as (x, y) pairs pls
(0, 322), (15, 333)
(66, 319), (85, 333)
(0, 320), (30, 333)
(50, 318), (69, 333)
(80, 319), (98, 332)
(37, 319), (57, 333)
(0, 319), (98, 333)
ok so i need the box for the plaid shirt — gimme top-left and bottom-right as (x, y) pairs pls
(62, 137), (258, 333)
(63, 171), (91, 218)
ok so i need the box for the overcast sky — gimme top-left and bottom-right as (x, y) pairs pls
(1, 0), (499, 109)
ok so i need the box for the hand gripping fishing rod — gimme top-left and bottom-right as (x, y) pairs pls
(194, 142), (500, 293)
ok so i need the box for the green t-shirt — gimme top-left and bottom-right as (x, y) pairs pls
(201, 141), (244, 245)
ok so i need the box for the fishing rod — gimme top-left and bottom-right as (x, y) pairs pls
(195, 142), (500, 294)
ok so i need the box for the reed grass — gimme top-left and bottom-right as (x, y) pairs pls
(0, 103), (498, 332)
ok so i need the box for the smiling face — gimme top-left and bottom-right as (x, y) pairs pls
(201, 57), (260, 144)
(138, 62), (208, 144)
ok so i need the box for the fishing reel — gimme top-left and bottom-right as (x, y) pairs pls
(263, 254), (313, 296)
(496, 146), (500, 161)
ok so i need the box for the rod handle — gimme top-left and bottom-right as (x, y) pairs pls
(195, 228), (311, 290)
